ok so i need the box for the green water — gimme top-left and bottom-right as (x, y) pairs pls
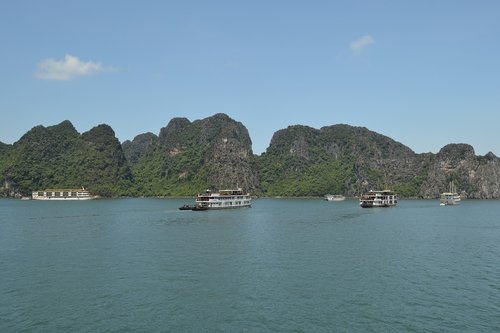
(1, 198), (499, 332)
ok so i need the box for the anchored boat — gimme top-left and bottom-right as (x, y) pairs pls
(359, 190), (397, 208)
(195, 188), (251, 210)
(179, 188), (251, 211)
(32, 187), (97, 200)
(324, 194), (346, 201)
(440, 182), (461, 206)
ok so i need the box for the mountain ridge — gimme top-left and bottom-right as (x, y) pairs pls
(2, 114), (499, 198)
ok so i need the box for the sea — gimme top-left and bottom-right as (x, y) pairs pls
(1, 198), (499, 332)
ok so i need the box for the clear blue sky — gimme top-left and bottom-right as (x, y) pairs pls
(1, 0), (499, 155)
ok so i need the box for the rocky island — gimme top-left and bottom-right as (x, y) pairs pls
(1, 114), (499, 198)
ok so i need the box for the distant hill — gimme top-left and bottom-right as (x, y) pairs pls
(256, 124), (422, 196)
(257, 124), (500, 198)
(419, 144), (500, 198)
(0, 120), (133, 197)
(122, 113), (259, 196)
(2, 114), (500, 198)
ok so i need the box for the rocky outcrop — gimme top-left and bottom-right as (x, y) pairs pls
(420, 144), (500, 198)
(2, 115), (500, 198)
(194, 114), (258, 190)
(122, 132), (158, 165)
(259, 125), (500, 198)
(0, 141), (12, 156)
(158, 117), (191, 154)
(259, 124), (423, 196)
(0, 121), (132, 197)
(127, 113), (259, 195)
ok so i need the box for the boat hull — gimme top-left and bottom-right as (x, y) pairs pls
(179, 205), (195, 210)
(32, 197), (95, 201)
(360, 202), (394, 208)
(199, 204), (251, 210)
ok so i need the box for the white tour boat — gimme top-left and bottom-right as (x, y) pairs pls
(324, 194), (346, 201)
(193, 188), (251, 210)
(440, 182), (461, 206)
(359, 190), (397, 208)
(32, 187), (97, 200)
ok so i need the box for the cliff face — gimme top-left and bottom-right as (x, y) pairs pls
(126, 113), (259, 195)
(420, 144), (500, 199)
(0, 141), (12, 156)
(2, 115), (500, 198)
(122, 132), (158, 165)
(258, 124), (424, 196)
(258, 125), (500, 198)
(78, 124), (133, 196)
(191, 114), (258, 191)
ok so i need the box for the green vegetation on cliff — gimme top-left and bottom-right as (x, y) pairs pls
(2, 114), (500, 198)
(124, 114), (259, 196)
(0, 121), (133, 197)
(256, 124), (423, 197)
(256, 126), (354, 196)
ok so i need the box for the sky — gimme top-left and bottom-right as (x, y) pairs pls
(1, 0), (499, 155)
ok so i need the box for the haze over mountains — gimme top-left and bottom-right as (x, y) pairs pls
(1, 114), (499, 198)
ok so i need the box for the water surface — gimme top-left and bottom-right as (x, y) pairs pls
(1, 198), (499, 332)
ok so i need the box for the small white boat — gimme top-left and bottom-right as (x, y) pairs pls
(360, 190), (397, 208)
(440, 182), (461, 206)
(324, 194), (345, 201)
